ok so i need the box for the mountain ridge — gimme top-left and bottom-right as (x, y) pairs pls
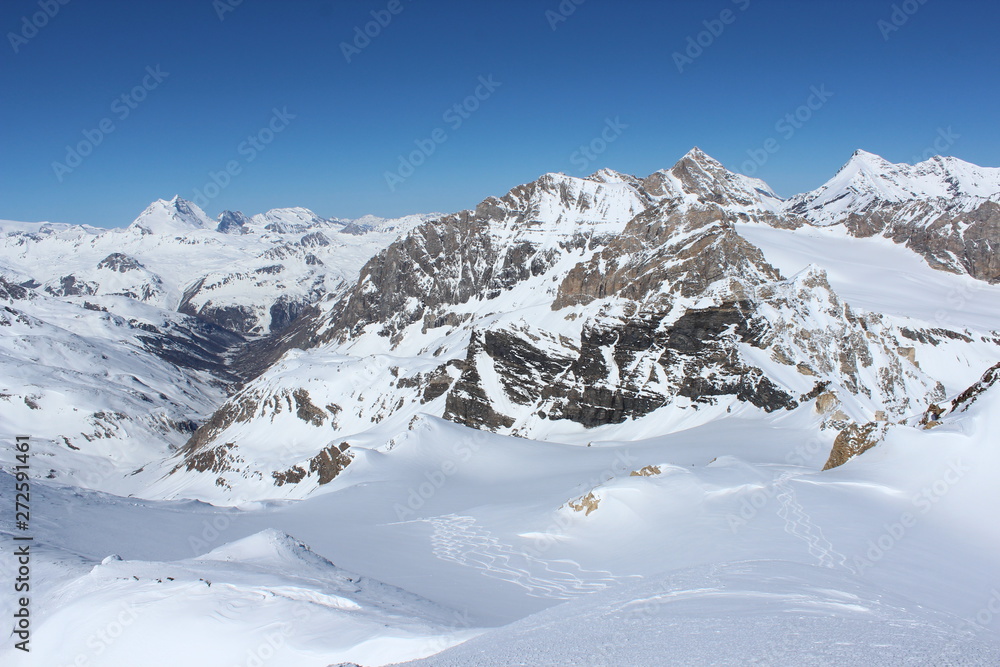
(2, 147), (999, 502)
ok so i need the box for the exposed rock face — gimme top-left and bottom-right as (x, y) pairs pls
(823, 422), (889, 470)
(269, 296), (307, 333)
(45, 275), (97, 297)
(441, 266), (935, 435)
(553, 204), (781, 309)
(180, 385), (338, 457)
(216, 210), (251, 234)
(567, 492), (601, 516)
(437, 198), (938, 435)
(133, 316), (244, 380)
(308, 442), (353, 485)
(179, 279), (313, 335)
(273, 443), (352, 487)
(97, 253), (144, 273)
(0, 276), (29, 301)
(929, 361), (1000, 419)
(640, 147), (784, 212)
(825, 362), (999, 469)
(834, 198), (1000, 283)
(299, 231), (331, 248)
(323, 172), (651, 344)
(178, 297), (258, 335)
(328, 210), (510, 342)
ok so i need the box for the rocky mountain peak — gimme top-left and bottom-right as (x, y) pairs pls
(641, 149), (783, 213)
(128, 196), (216, 235)
(216, 210), (251, 234)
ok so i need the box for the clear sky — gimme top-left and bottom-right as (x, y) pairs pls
(2, 0), (998, 227)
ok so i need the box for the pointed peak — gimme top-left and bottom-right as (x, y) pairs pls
(831, 149), (895, 180)
(129, 196), (214, 234)
(843, 149), (892, 170)
(679, 146), (722, 167)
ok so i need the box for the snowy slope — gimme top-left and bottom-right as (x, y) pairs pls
(643, 147), (786, 213)
(400, 561), (1000, 666)
(0, 283), (235, 494)
(0, 527), (476, 667)
(128, 196), (217, 235)
(3, 368), (1000, 665)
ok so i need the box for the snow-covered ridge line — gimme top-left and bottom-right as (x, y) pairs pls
(784, 149), (1000, 224)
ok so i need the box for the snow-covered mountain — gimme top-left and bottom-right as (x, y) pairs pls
(784, 151), (1000, 283)
(0, 200), (437, 334)
(786, 149), (1000, 223)
(154, 149), (998, 503)
(2, 148), (999, 665)
(129, 196), (218, 235)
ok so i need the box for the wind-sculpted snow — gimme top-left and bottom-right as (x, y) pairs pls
(420, 514), (633, 599)
(0, 528), (477, 667)
(3, 375), (1000, 664)
(397, 561), (1000, 666)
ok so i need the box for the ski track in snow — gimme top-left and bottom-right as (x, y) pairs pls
(423, 515), (630, 599)
(773, 475), (853, 573)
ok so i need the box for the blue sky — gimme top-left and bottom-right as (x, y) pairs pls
(2, 0), (998, 227)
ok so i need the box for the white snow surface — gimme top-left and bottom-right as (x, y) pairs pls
(3, 384), (1000, 665)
